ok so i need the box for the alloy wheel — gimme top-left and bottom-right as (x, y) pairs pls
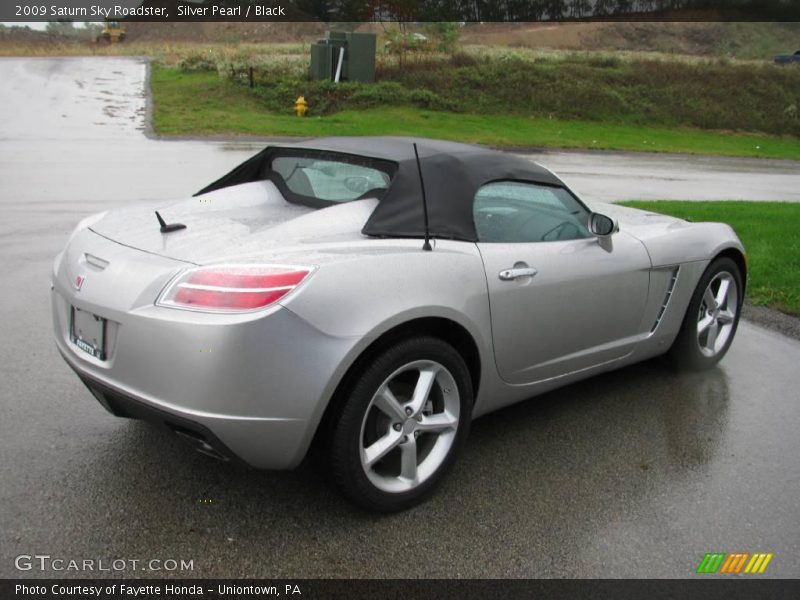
(359, 360), (460, 494)
(696, 271), (738, 358)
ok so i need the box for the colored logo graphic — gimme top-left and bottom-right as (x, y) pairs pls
(696, 552), (773, 574)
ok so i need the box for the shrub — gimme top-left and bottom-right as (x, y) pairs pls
(450, 52), (477, 67)
(422, 23), (462, 54)
(178, 52), (216, 72)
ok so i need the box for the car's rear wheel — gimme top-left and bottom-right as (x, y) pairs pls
(668, 256), (743, 370)
(329, 337), (472, 512)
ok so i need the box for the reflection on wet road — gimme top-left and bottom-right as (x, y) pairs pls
(1, 57), (799, 578)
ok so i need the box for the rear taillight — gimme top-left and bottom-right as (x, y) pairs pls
(157, 264), (314, 313)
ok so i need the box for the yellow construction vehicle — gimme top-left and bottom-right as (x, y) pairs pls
(96, 21), (126, 44)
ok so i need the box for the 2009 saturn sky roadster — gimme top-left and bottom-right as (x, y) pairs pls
(52, 137), (745, 511)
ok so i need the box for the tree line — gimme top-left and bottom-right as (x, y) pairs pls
(290, 0), (798, 20)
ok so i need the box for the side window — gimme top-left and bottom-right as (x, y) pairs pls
(473, 181), (591, 243)
(272, 156), (391, 203)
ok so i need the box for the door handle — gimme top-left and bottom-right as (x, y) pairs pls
(499, 267), (538, 281)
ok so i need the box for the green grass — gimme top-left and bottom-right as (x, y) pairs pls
(619, 201), (800, 316)
(151, 66), (800, 160)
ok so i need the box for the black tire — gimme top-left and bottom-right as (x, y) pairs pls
(329, 336), (472, 512)
(668, 256), (743, 370)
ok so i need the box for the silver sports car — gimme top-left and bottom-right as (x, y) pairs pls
(52, 137), (745, 511)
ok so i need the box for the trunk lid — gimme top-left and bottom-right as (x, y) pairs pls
(89, 181), (377, 264)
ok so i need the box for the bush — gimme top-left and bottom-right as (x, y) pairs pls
(422, 23), (462, 54)
(178, 52), (216, 72)
(349, 82), (406, 107)
(450, 52), (477, 67)
(587, 55), (623, 69)
(408, 89), (446, 109)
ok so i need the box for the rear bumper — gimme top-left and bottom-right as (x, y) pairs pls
(56, 337), (324, 469)
(52, 282), (361, 470)
(66, 360), (244, 464)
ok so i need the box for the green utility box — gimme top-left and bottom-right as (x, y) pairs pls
(310, 31), (376, 83)
(347, 33), (377, 83)
(310, 43), (333, 81)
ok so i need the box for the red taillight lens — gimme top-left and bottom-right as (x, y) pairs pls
(158, 265), (314, 312)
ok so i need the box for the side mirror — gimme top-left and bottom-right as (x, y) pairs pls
(589, 212), (618, 238)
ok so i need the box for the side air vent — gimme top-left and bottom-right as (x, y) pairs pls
(651, 267), (680, 333)
(83, 253), (109, 270)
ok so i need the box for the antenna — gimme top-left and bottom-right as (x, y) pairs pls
(155, 210), (187, 234)
(155, 211), (167, 229)
(413, 143), (433, 252)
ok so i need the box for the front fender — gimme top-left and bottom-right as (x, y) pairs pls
(637, 221), (745, 268)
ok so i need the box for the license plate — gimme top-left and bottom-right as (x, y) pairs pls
(70, 306), (107, 360)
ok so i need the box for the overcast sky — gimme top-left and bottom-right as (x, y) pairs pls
(2, 22), (98, 30)
(3, 22), (47, 30)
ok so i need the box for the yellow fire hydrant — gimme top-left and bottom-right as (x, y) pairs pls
(294, 96), (308, 117)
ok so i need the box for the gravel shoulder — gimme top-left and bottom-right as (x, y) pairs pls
(742, 303), (800, 342)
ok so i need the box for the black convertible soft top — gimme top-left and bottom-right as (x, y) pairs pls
(196, 136), (566, 242)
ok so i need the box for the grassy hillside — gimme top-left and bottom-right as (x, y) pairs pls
(151, 46), (800, 159)
(364, 50), (800, 136)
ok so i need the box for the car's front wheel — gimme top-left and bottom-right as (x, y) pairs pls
(668, 256), (743, 370)
(329, 337), (473, 512)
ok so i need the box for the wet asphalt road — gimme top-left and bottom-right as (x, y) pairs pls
(1, 57), (799, 579)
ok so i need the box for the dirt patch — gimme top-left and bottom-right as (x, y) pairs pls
(460, 21), (800, 58)
(461, 22), (606, 50)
